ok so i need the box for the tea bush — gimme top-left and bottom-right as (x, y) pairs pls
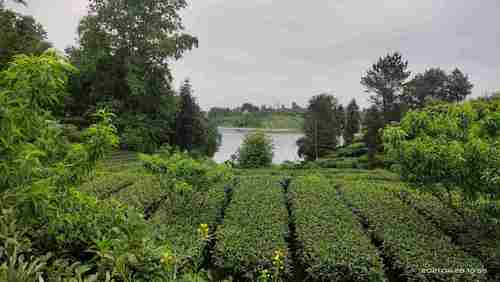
(290, 176), (385, 281)
(338, 180), (486, 281)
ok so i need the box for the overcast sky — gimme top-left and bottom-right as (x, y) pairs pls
(7, 0), (500, 109)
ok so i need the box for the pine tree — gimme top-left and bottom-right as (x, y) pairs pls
(176, 79), (201, 151)
(344, 99), (361, 145)
(363, 105), (384, 168)
(361, 52), (410, 124)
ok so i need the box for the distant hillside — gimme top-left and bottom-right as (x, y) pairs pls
(209, 111), (304, 131)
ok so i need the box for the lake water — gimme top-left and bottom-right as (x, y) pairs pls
(213, 127), (304, 164)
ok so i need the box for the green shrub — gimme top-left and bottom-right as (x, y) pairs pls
(140, 149), (233, 195)
(314, 158), (363, 169)
(62, 124), (83, 143)
(335, 142), (368, 158)
(384, 99), (500, 202)
(235, 131), (274, 168)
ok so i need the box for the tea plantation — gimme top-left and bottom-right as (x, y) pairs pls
(79, 161), (499, 282)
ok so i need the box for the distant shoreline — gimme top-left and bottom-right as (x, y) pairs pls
(218, 127), (303, 134)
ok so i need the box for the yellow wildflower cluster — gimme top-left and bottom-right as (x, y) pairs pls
(198, 223), (209, 240)
(258, 269), (271, 281)
(272, 249), (285, 271)
(160, 252), (176, 266)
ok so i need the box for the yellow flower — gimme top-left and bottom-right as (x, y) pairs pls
(160, 251), (176, 266)
(272, 249), (285, 270)
(198, 223), (209, 240)
(160, 249), (176, 266)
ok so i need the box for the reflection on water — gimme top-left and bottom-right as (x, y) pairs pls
(213, 127), (303, 164)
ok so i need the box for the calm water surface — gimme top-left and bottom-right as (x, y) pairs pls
(213, 127), (303, 164)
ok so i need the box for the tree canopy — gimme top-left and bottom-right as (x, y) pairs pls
(403, 67), (474, 109)
(297, 94), (341, 160)
(361, 52), (411, 124)
(0, 8), (52, 70)
(344, 99), (361, 146)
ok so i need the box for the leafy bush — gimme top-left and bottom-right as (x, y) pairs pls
(335, 142), (368, 158)
(140, 148), (233, 195)
(0, 52), (206, 281)
(314, 157), (367, 169)
(118, 113), (162, 153)
(383, 99), (500, 206)
(235, 131), (274, 168)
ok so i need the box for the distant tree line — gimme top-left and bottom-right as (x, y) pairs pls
(298, 52), (474, 163)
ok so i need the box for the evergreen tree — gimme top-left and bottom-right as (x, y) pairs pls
(297, 94), (340, 160)
(335, 104), (346, 135)
(344, 99), (361, 145)
(175, 79), (220, 156)
(363, 105), (384, 168)
(361, 52), (410, 124)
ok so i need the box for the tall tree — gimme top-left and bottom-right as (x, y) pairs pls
(363, 105), (384, 168)
(65, 0), (198, 152)
(344, 99), (361, 145)
(87, 0), (198, 74)
(297, 94), (340, 160)
(402, 67), (474, 109)
(361, 52), (411, 124)
(175, 79), (219, 156)
(444, 68), (473, 103)
(335, 104), (346, 135)
(402, 68), (448, 109)
(0, 8), (51, 70)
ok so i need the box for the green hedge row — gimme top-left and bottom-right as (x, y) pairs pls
(290, 175), (385, 281)
(110, 174), (162, 211)
(214, 176), (289, 280)
(78, 170), (138, 198)
(400, 188), (500, 279)
(338, 180), (487, 281)
(150, 183), (227, 264)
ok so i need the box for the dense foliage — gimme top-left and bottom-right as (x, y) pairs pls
(290, 176), (385, 281)
(402, 68), (473, 109)
(383, 99), (500, 208)
(297, 94), (341, 160)
(343, 99), (361, 146)
(338, 180), (486, 281)
(214, 177), (288, 281)
(140, 148), (233, 196)
(235, 131), (274, 168)
(361, 52), (410, 124)
(0, 7), (51, 71)
(63, 0), (217, 155)
(175, 80), (220, 157)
